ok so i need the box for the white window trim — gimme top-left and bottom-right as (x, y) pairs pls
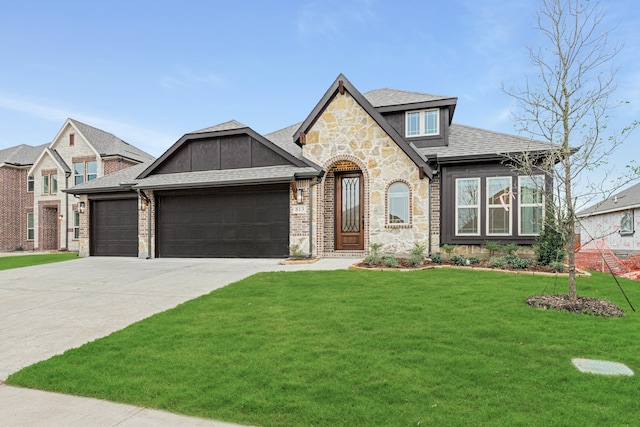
(27, 175), (34, 192)
(387, 181), (411, 226)
(405, 108), (439, 137)
(518, 175), (545, 236)
(73, 209), (80, 239)
(455, 177), (481, 236)
(486, 177), (512, 236)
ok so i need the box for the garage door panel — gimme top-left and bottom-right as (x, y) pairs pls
(157, 184), (289, 258)
(91, 199), (138, 257)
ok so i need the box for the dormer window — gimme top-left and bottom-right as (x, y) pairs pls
(406, 108), (439, 137)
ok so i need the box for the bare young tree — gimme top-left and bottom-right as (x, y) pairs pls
(503, 0), (638, 302)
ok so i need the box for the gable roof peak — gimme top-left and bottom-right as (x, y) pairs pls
(190, 120), (249, 134)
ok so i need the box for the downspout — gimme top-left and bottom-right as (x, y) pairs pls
(308, 178), (320, 257)
(64, 173), (71, 250)
(137, 189), (152, 259)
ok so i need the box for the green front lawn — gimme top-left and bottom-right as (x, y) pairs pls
(7, 269), (640, 426)
(0, 252), (78, 271)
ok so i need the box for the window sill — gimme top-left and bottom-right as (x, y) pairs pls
(386, 224), (412, 229)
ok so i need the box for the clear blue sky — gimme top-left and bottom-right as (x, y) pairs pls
(1, 0), (638, 193)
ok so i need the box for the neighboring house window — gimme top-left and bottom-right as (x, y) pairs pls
(388, 182), (410, 224)
(487, 177), (512, 235)
(519, 175), (544, 235)
(74, 162), (84, 185)
(87, 161), (97, 181)
(406, 109), (439, 137)
(73, 209), (80, 239)
(42, 175), (49, 194)
(74, 161), (98, 185)
(27, 212), (34, 240)
(27, 175), (34, 192)
(456, 178), (480, 235)
(620, 210), (634, 235)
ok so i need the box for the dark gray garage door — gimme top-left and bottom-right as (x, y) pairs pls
(156, 184), (289, 258)
(90, 198), (138, 256)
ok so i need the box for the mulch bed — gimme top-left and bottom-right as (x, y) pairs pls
(526, 294), (625, 317)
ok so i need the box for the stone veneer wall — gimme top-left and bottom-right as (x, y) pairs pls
(289, 179), (312, 256)
(303, 91), (431, 256)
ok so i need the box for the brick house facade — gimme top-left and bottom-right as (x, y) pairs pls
(0, 119), (153, 252)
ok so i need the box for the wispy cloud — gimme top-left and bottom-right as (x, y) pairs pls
(159, 69), (227, 90)
(0, 92), (173, 156)
(296, 0), (376, 38)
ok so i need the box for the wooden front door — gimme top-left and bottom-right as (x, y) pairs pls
(335, 172), (364, 250)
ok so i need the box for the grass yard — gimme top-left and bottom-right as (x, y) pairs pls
(0, 252), (78, 271)
(7, 268), (640, 426)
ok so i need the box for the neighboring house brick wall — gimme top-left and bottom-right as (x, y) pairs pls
(303, 91), (430, 256)
(0, 167), (34, 250)
(103, 159), (137, 175)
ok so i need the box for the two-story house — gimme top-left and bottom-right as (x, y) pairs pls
(0, 118), (153, 252)
(68, 74), (557, 258)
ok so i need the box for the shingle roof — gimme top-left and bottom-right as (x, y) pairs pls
(577, 182), (640, 217)
(65, 162), (151, 194)
(265, 122), (303, 159)
(364, 88), (454, 107)
(190, 120), (248, 134)
(134, 165), (320, 191)
(0, 143), (48, 166)
(69, 119), (154, 163)
(418, 123), (558, 163)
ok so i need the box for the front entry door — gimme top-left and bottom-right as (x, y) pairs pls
(335, 172), (364, 250)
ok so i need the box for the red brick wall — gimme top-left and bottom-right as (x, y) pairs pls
(0, 166), (34, 250)
(103, 159), (138, 175)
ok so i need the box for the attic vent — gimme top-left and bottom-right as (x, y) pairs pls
(70, 133), (75, 147)
(338, 80), (345, 95)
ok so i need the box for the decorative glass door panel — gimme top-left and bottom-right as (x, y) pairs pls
(336, 172), (364, 250)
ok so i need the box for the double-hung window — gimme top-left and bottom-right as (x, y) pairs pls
(456, 178), (480, 235)
(406, 109), (439, 137)
(621, 210), (634, 235)
(27, 175), (34, 192)
(27, 212), (34, 240)
(42, 174), (58, 194)
(73, 209), (80, 239)
(74, 161), (98, 185)
(388, 182), (410, 224)
(519, 176), (544, 235)
(42, 175), (49, 194)
(487, 177), (512, 235)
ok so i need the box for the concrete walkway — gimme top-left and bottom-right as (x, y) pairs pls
(0, 256), (357, 427)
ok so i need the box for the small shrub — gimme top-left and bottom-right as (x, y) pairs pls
(365, 242), (383, 265)
(450, 254), (467, 266)
(381, 255), (398, 268)
(535, 225), (567, 266)
(467, 256), (481, 265)
(503, 243), (520, 255)
(489, 256), (508, 269)
(289, 244), (305, 259)
(407, 242), (426, 266)
(549, 261), (566, 272)
(430, 252), (443, 263)
(441, 244), (457, 260)
(482, 241), (502, 258)
(508, 256), (533, 269)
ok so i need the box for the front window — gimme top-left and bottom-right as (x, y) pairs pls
(487, 177), (512, 235)
(519, 176), (544, 235)
(74, 161), (98, 185)
(27, 212), (34, 240)
(27, 175), (34, 192)
(406, 109), (439, 137)
(51, 174), (58, 194)
(388, 182), (410, 224)
(456, 178), (480, 235)
(621, 210), (634, 235)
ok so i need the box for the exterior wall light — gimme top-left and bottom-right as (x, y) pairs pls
(79, 201), (86, 213)
(297, 188), (304, 204)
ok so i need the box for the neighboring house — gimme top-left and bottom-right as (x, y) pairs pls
(0, 118), (153, 252)
(68, 74), (557, 259)
(577, 182), (640, 256)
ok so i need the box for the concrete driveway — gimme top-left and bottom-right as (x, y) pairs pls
(0, 256), (357, 426)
